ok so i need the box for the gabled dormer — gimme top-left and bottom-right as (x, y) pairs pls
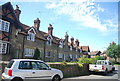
(27, 27), (36, 41)
(59, 39), (64, 48)
(46, 34), (53, 45)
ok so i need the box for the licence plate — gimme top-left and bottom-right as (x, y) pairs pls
(1, 76), (5, 79)
(94, 69), (99, 72)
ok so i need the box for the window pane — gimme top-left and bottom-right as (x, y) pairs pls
(0, 20), (10, 32)
(38, 62), (49, 70)
(19, 61), (32, 69)
(31, 62), (39, 70)
(0, 43), (7, 54)
(7, 61), (14, 68)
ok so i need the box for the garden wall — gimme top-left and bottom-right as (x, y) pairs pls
(48, 63), (90, 77)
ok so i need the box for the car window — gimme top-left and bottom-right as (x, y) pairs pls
(97, 61), (105, 65)
(31, 61), (49, 70)
(7, 61), (14, 68)
(19, 61), (32, 69)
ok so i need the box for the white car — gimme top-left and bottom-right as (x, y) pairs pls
(89, 60), (115, 75)
(1, 59), (63, 81)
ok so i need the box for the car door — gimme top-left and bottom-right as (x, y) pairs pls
(18, 61), (33, 79)
(31, 61), (53, 79)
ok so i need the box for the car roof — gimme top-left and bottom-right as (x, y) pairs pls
(11, 59), (43, 62)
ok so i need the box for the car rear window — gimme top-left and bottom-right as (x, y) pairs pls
(7, 61), (14, 68)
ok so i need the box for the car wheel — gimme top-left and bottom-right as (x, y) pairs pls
(104, 69), (108, 75)
(112, 67), (115, 71)
(52, 75), (60, 81)
(11, 77), (23, 81)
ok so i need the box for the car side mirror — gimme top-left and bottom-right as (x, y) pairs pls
(48, 68), (51, 70)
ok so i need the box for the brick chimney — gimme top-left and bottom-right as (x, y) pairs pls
(34, 18), (40, 30)
(65, 32), (69, 42)
(71, 37), (74, 45)
(48, 24), (53, 35)
(14, 5), (21, 20)
(75, 39), (79, 46)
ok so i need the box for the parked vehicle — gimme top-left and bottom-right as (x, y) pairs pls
(89, 60), (115, 75)
(1, 59), (63, 81)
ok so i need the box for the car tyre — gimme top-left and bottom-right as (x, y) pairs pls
(104, 69), (108, 75)
(112, 67), (115, 71)
(11, 77), (23, 81)
(52, 75), (61, 81)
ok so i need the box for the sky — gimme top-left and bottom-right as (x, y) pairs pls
(0, 0), (119, 52)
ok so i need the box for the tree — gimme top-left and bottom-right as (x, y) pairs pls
(106, 43), (120, 62)
(33, 48), (40, 60)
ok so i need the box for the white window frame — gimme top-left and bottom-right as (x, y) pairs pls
(76, 55), (78, 59)
(59, 41), (63, 48)
(27, 32), (35, 41)
(76, 48), (78, 52)
(70, 46), (72, 51)
(64, 54), (66, 60)
(0, 19), (10, 32)
(70, 54), (73, 59)
(59, 53), (63, 58)
(47, 36), (52, 45)
(24, 48), (34, 57)
(45, 52), (50, 57)
(0, 43), (7, 54)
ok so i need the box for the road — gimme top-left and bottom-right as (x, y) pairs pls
(0, 65), (119, 81)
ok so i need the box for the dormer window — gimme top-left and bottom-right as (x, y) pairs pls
(76, 48), (78, 52)
(0, 19), (10, 32)
(80, 49), (82, 53)
(59, 40), (63, 48)
(70, 46), (72, 51)
(27, 32), (35, 41)
(47, 35), (52, 45)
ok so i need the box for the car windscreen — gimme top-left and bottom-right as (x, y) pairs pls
(96, 61), (105, 65)
(7, 61), (14, 68)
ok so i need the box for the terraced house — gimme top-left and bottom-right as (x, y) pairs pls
(0, 2), (90, 62)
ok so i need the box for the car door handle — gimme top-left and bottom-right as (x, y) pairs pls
(32, 72), (35, 74)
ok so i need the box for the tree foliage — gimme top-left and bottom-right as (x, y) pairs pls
(106, 43), (120, 62)
(96, 56), (105, 60)
(33, 48), (40, 60)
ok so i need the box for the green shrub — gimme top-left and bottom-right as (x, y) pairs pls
(77, 63), (83, 70)
(33, 48), (40, 60)
(78, 56), (92, 64)
(89, 58), (97, 64)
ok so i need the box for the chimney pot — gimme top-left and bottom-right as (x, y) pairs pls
(48, 24), (53, 35)
(34, 18), (40, 30)
(14, 5), (21, 20)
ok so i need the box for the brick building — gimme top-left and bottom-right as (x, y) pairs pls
(0, 2), (90, 62)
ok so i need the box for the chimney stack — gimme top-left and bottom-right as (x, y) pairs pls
(34, 18), (40, 30)
(75, 39), (79, 46)
(71, 37), (74, 45)
(65, 32), (69, 42)
(14, 5), (21, 21)
(48, 24), (53, 35)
